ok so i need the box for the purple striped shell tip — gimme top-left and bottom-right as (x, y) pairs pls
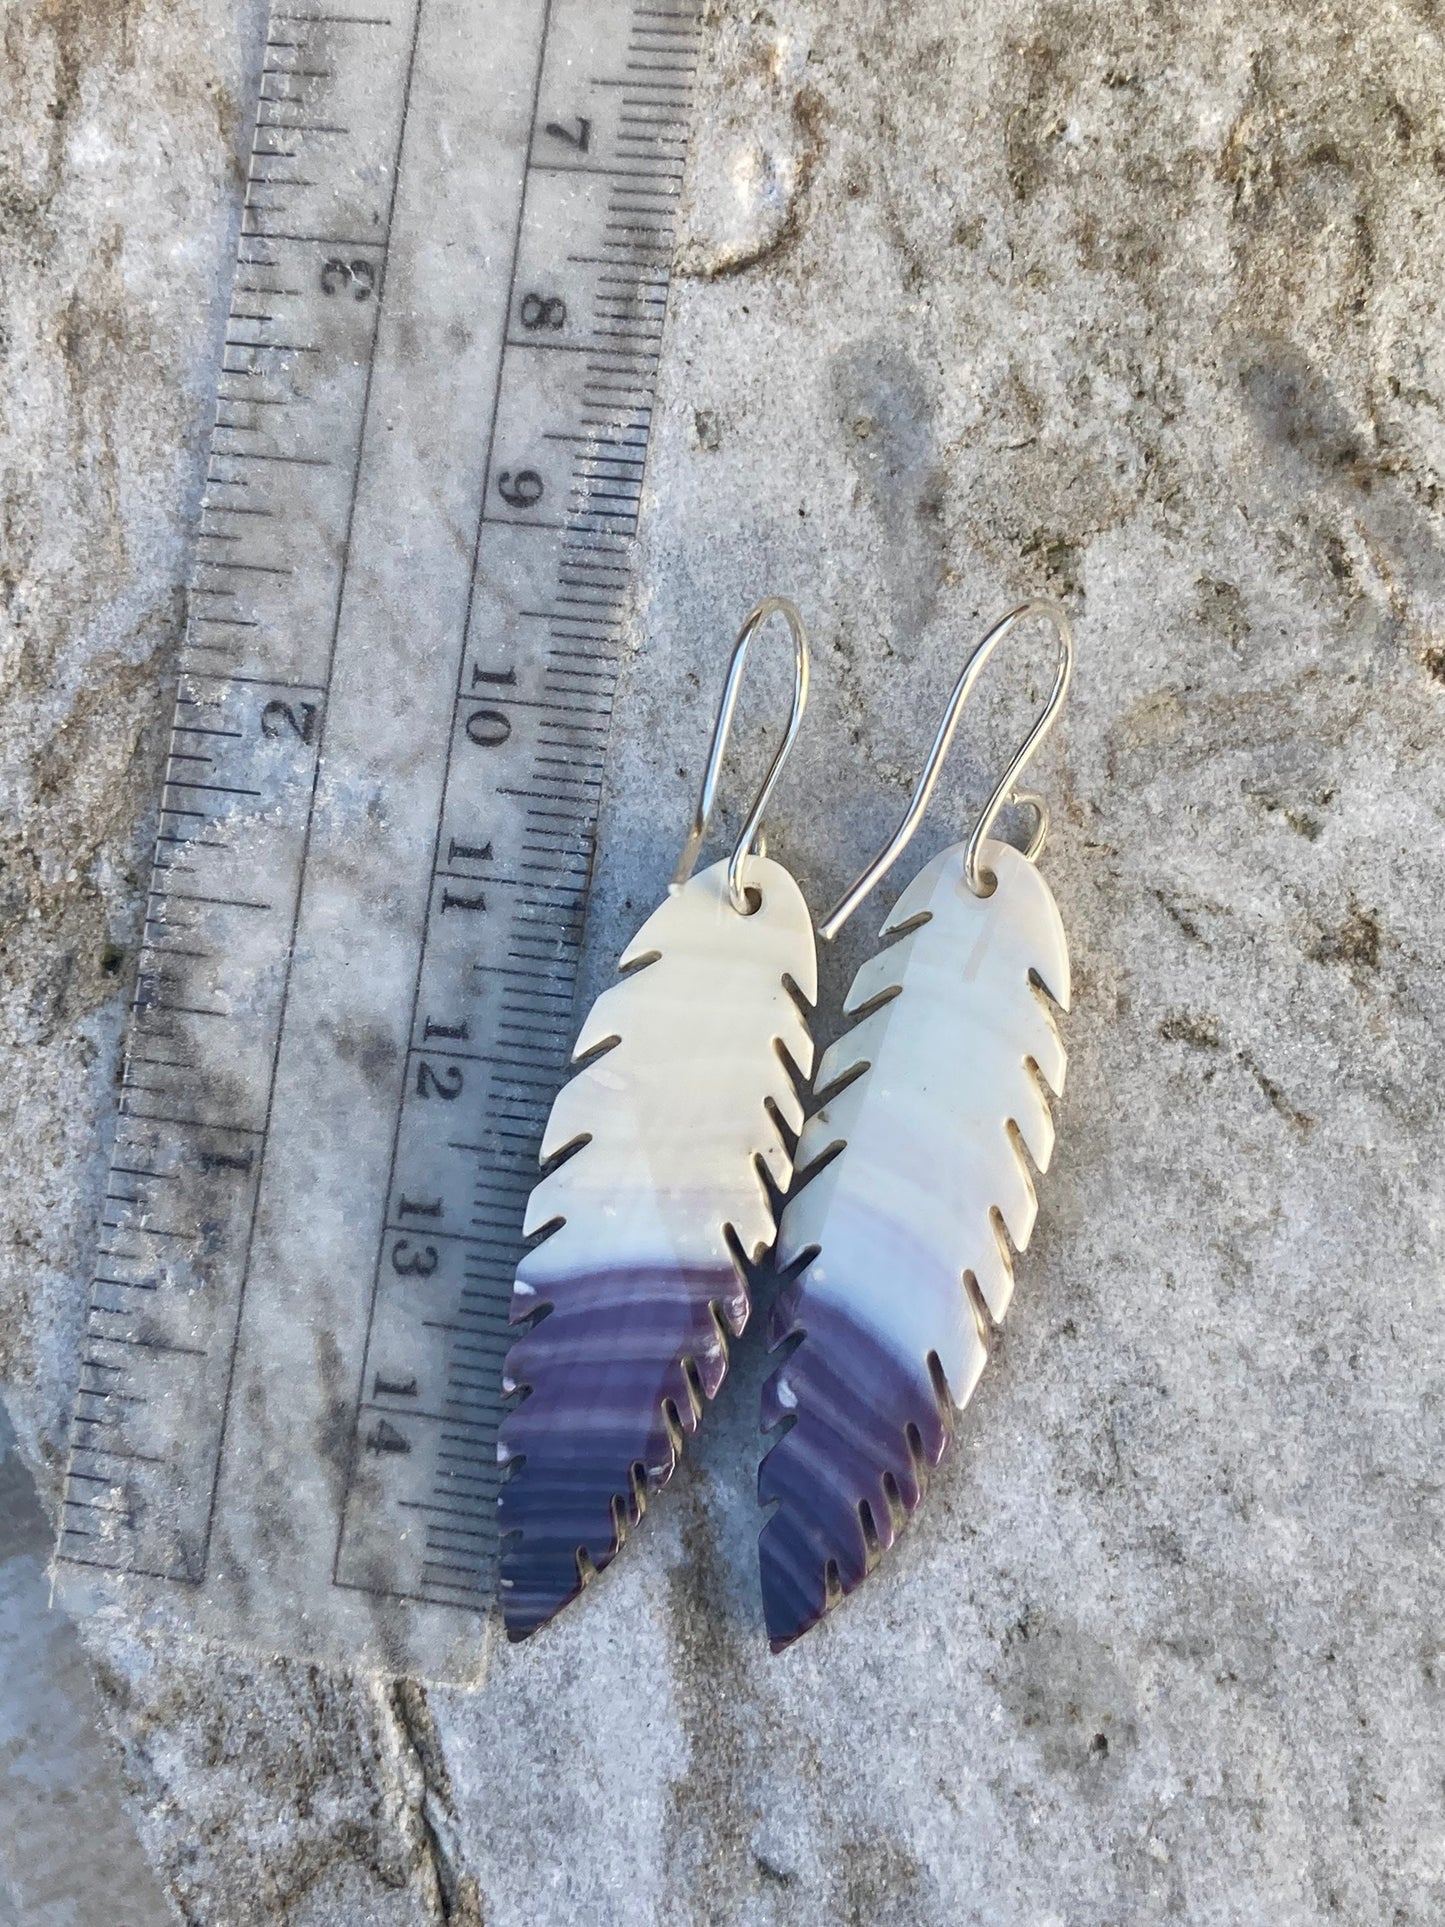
(758, 1297), (952, 1651)
(498, 1260), (743, 1639)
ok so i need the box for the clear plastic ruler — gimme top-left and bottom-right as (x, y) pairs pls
(54, 0), (702, 1681)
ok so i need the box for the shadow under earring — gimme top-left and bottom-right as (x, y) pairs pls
(499, 598), (818, 1640)
(759, 600), (1074, 1650)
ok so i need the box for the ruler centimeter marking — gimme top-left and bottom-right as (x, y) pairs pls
(56, 0), (701, 1670)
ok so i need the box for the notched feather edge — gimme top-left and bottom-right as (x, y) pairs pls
(755, 1141), (789, 1226)
(572, 1030), (622, 1069)
(539, 1129), (591, 1177)
(1022, 1050), (1063, 1115)
(961, 1270), (996, 1355)
(789, 1132), (847, 1195)
(1028, 962), (1070, 1020)
(878, 905), (935, 943)
(844, 981), (904, 1025)
(810, 1053), (869, 1111)
(781, 970), (815, 1020)
(1004, 1117), (1040, 1215)
(772, 1030), (812, 1117)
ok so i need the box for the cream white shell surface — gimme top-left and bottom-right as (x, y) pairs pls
(519, 854), (817, 1284)
(777, 837), (1070, 1401)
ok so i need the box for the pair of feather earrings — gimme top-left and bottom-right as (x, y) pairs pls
(498, 595), (1074, 1650)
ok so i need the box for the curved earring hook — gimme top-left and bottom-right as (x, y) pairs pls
(672, 595), (811, 915)
(819, 598), (1072, 941)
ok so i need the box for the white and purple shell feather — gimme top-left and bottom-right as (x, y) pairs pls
(760, 838), (1070, 1648)
(498, 857), (816, 1639)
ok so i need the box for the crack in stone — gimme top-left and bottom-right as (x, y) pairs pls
(388, 1680), (484, 1927)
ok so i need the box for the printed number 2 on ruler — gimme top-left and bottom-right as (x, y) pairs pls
(54, 0), (703, 1683)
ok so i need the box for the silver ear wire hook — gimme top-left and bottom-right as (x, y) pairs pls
(672, 595), (811, 915)
(818, 598), (1072, 941)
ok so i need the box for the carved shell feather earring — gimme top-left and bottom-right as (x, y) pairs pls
(499, 598), (818, 1639)
(758, 601), (1074, 1649)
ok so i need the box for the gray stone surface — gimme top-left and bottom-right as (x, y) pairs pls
(4, 0), (1445, 1921)
(0, 1397), (175, 1925)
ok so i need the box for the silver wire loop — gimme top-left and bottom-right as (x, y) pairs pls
(672, 596), (811, 915)
(1009, 788), (1050, 863)
(818, 599), (1072, 941)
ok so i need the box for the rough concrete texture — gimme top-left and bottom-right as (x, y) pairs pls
(4, 0), (1445, 1920)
